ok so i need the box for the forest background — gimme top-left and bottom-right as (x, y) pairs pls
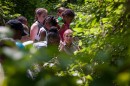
(0, 0), (130, 86)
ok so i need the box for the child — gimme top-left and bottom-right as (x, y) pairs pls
(57, 7), (66, 23)
(30, 8), (48, 42)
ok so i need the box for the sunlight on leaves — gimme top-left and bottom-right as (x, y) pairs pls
(117, 72), (130, 84)
(76, 79), (83, 85)
(86, 75), (93, 81)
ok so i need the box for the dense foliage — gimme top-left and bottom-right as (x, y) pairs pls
(0, 0), (130, 86)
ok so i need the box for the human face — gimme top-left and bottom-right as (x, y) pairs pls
(64, 33), (73, 44)
(44, 21), (51, 30)
(39, 13), (47, 23)
(63, 16), (74, 24)
(57, 10), (63, 17)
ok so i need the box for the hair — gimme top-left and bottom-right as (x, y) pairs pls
(17, 16), (29, 34)
(35, 8), (48, 21)
(62, 9), (75, 18)
(6, 19), (23, 31)
(47, 27), (60, 44)
(6, 19), (27, 37)
(63, 29), (73, 37)
(17, 16), (27, 25)
(47, 27), (59, 38)
(49, 26), (59, 33)
(57, 7), (66, 13)
(44, 15), (57, 26)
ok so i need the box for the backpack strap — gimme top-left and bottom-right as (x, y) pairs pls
(35, 21), (47, 42)
(37, 21), (43, 35)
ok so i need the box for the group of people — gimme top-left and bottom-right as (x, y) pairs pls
(3, 7), (80, 54)
(0, 7), (81, 84)
(0, 7), (81, 62)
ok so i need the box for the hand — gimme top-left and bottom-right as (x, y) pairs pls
(59, 41), (65, 52)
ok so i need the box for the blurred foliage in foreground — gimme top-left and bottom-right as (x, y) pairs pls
(1, 0), (130, 86)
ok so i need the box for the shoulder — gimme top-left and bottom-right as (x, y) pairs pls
(30, 23), (38, 34)
(30, 22), (38, 30)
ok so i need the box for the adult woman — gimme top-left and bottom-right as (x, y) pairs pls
(59, 29), (80, 55)
(17, 16), (30, 42)
(30, 8), (48, 42)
